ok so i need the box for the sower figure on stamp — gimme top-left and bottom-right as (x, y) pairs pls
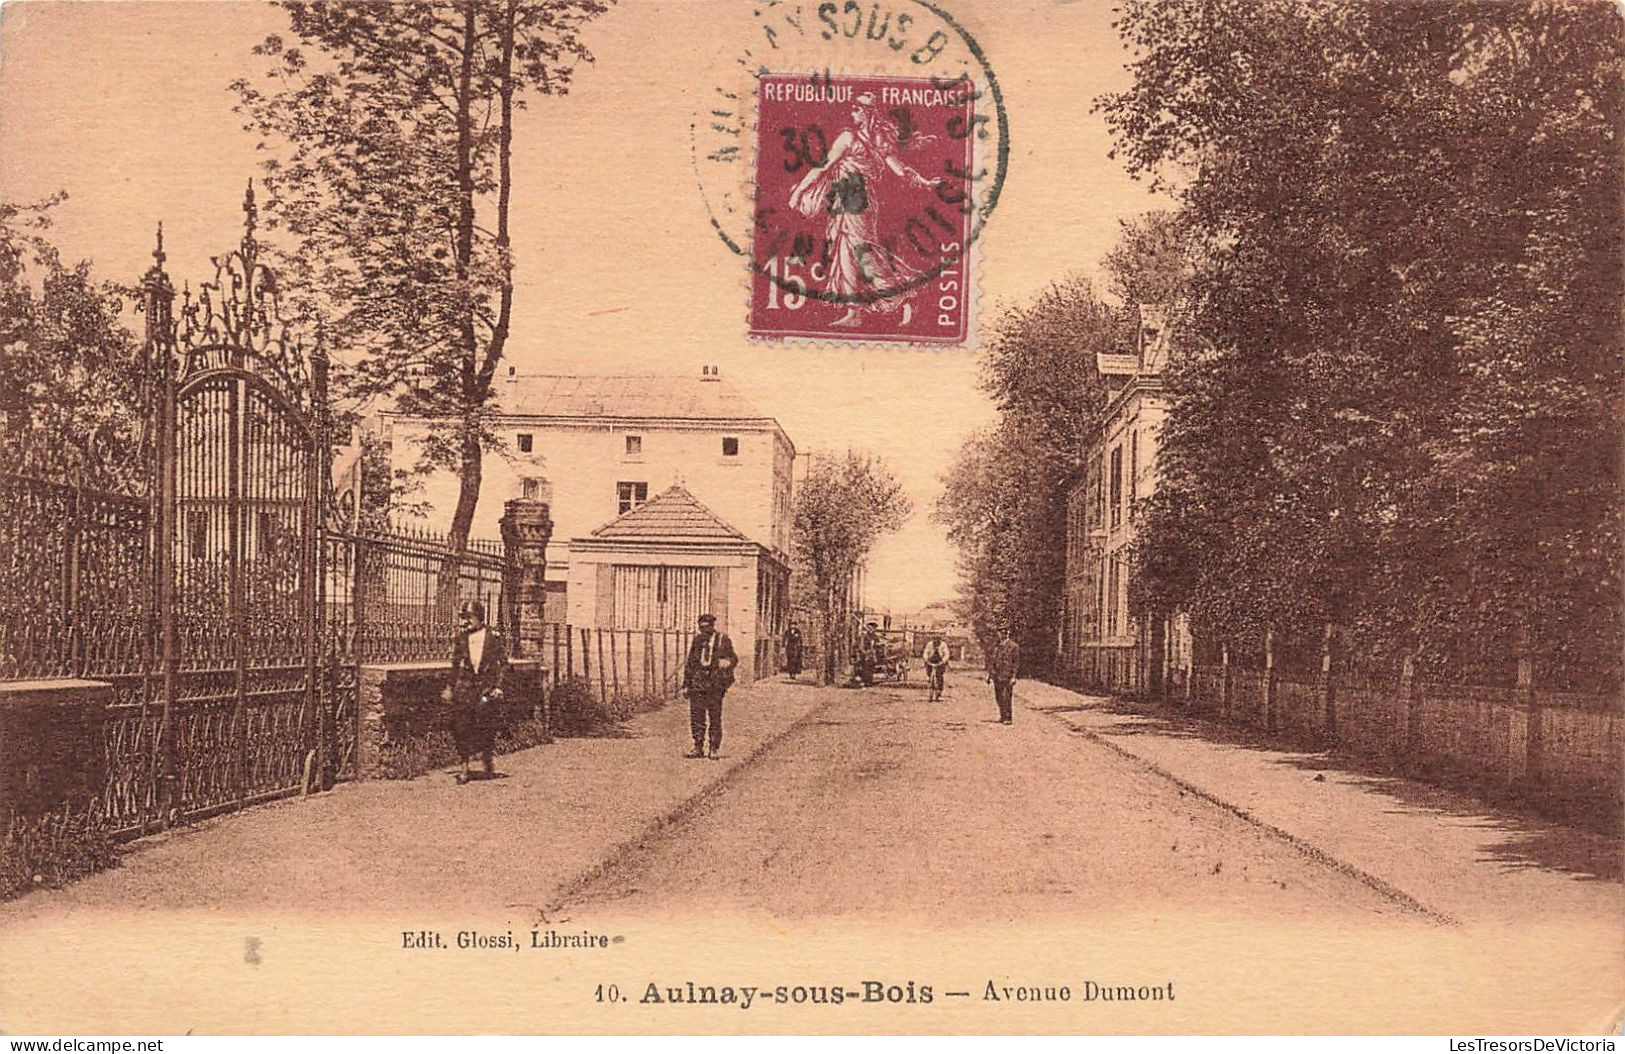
(987, 629), (1019, 725)
(446, 599), (507, 783)
(787, 92), (936, 328)
(683, 612), (736, 759)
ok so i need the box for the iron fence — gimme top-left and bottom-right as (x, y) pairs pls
(325, 529), (507, 667)
(0, 469), (515, 835)
(0, 473), (152, 684)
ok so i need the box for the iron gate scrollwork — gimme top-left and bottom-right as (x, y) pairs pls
(1, 182), (512, 836)
(147, 184), (340, 821)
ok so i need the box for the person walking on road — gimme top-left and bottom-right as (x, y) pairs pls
(923, 634), (949, 702)
(683, 613), (737, 759)
(783, 624), (804, 680)
(855, 621), (881, 686)
(447, 599), (507, 783)
(987, 629), (1019, 725)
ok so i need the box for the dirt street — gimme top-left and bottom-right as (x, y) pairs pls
(562, 674), (1418, 924)
(5, 674), (1620, 1034)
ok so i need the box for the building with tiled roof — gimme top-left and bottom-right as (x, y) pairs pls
(565, 485), (788, 683)
(589, 485), (747, 542)
(376, 367), (795, 682)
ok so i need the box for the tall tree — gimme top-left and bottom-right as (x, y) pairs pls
(234, 0), (611, 550)
(935, 275), (1114, 670)
(0, 194), (148, 494)
(1103, 0), (1623, 686)
(792, 452), (911, 684)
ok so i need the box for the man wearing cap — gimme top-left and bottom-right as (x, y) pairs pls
(682, 613), (737, 759)
(987, 628), (1020, 725)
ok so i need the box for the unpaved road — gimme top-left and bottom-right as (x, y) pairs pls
(563, 675), (1418, 924)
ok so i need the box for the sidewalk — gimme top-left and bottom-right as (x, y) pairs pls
(1017, 679), (1624, 927)
(0, 679), (831, 925)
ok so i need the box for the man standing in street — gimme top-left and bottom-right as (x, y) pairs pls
(683, 612), (737, 759)
(923, 633), (949, 702)
(988, 629), (1020, 725)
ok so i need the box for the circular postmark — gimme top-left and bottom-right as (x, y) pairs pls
(690, 1), (1009, 344)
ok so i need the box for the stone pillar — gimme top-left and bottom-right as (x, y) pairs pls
(1397, 653), (1417, 766)
(499, 486), (554, 661)
(1515, 654), (1542, 790)
(500, 487), (554, 738)
(1184, 631), (1195, 705)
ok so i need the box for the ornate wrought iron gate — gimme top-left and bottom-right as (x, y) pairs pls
(147, 186), (336, 821)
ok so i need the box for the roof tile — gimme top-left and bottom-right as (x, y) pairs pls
(591, 485), (746, 541)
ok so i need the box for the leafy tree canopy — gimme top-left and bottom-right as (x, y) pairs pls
(792, 451), (911, 683)
(1103, 0), (1623, 687)
(936, 275), (1115, 668)
(0, 194), (149, 494)
(233, 0), (611, 548)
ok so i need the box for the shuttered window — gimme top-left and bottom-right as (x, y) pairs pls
(612, 565), (711, 630)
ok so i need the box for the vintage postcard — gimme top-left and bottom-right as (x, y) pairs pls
(0, 0), (1621, 1038)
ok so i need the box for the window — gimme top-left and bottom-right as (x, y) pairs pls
(722, 436), (739, 457)
(624, 435), (642, 456)
(617, 481), (648, 514)
(1129, 430), (1138, 518)
(521, 478), (541, 500)
(1107, 556), (1121, 637)
(1109, 445), (1123, 529)
(1098, 555), (1111, 636)
(516, 433), (533, 453)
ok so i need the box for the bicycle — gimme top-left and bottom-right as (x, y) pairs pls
(925, 663), (945, 702)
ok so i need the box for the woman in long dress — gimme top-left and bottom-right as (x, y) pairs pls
(788, 93), (938, 327)
(783, 625), (804, 679)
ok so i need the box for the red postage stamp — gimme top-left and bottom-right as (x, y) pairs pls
(749, 72), (977, 345)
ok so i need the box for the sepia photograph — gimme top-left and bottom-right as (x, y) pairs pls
(0, 0), (1620, 1037)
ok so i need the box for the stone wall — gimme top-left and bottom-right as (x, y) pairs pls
(1175, 657), (1621, 820)
(0, 679), (111, 823)
(356, 658), (550, 780)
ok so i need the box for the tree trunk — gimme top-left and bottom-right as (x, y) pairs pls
(448, 420), (483, 552)
(821, 596), (837, 686)
(447, 0), (480, 555)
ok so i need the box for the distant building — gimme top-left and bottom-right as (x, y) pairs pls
(378, 366), (796, 678)
(893, 601), (983, 665)
(1060, 306), (1190, 694)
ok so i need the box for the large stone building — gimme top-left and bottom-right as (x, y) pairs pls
(1060, 306), (1190, 694)
(378, 367), (795, 681)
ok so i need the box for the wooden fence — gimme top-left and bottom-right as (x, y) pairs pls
(533, 623), (691, 706)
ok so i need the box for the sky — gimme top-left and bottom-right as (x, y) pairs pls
(0, 0), (1164, 612)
